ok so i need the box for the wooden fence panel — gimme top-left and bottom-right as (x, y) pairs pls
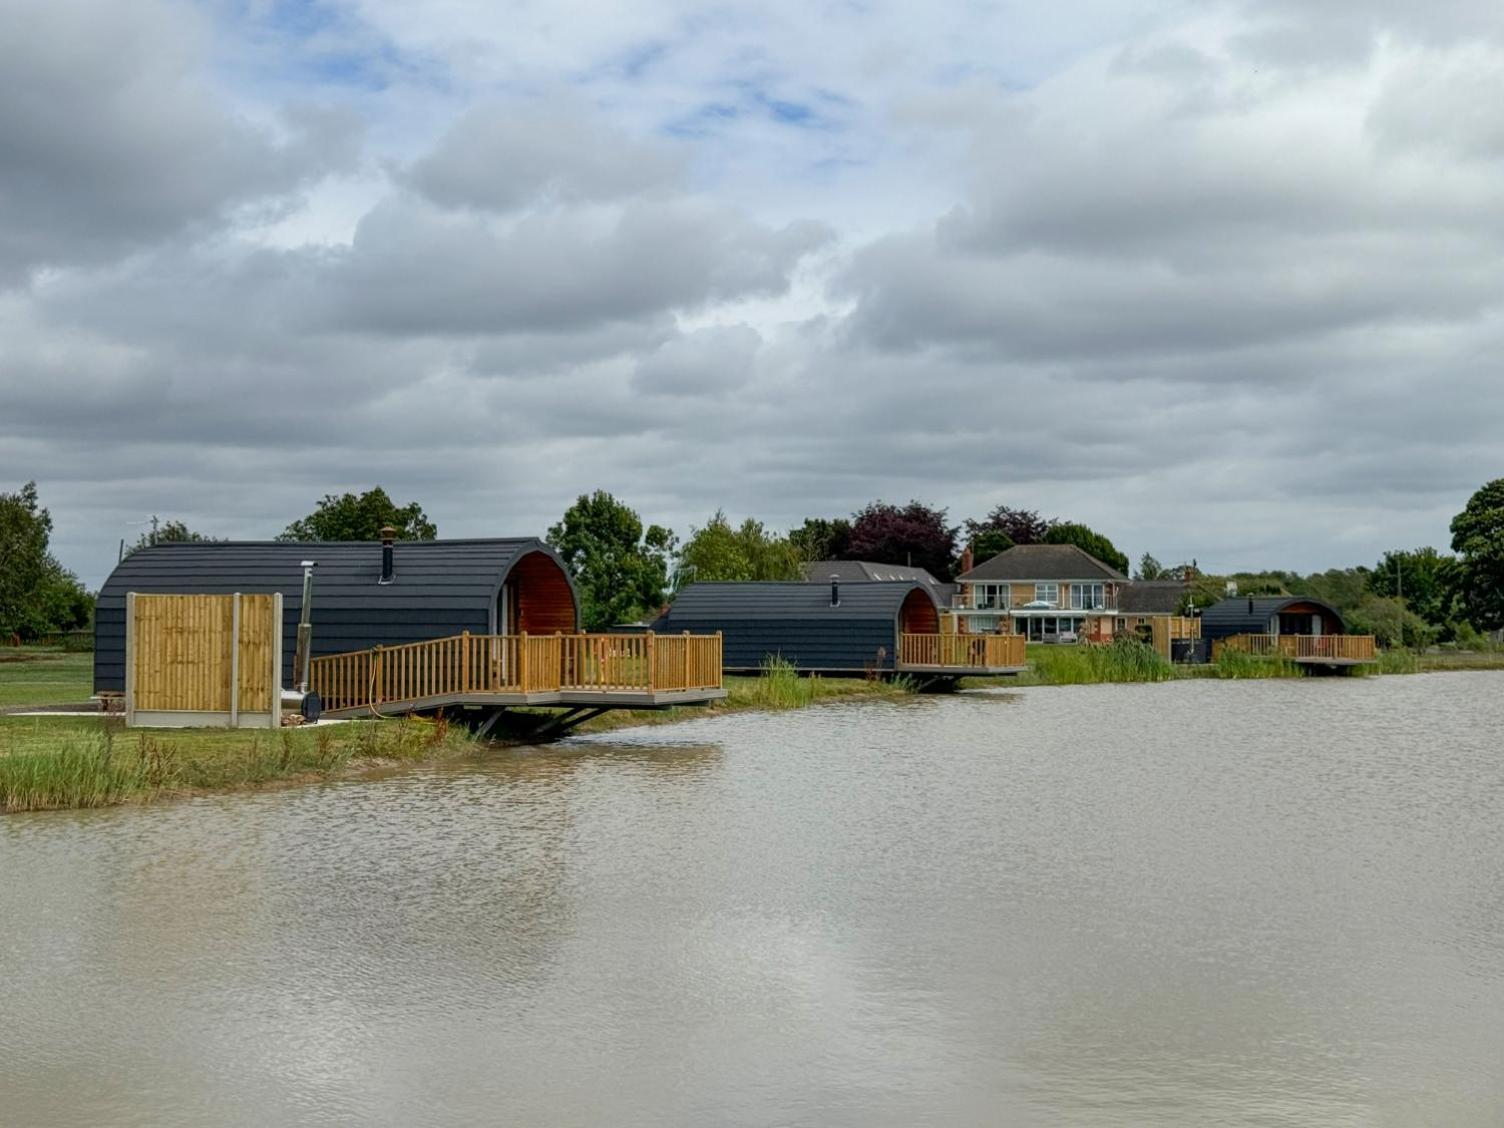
(127, 593), (281, 727)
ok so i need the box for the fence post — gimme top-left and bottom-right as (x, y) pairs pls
(646, 631), (656, 691)
(716, 631), (723, 687)
(519, 632), (529, 693)
(461, 630), (470, 692)
(229, 593), (241, 728)
(372, 645), (383, 708)
(124, 592), (137, 727)
(682, 630), (691, 690)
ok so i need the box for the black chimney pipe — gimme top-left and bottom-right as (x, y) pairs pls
(830, 575), (840, 607)
(380, 525), (395, 584)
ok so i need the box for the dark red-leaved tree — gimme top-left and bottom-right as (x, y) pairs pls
(964, 504), (1053, 548)
(847, 501), (958, 580)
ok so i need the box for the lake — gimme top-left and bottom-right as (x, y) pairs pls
(4, 673), (1504, 1126)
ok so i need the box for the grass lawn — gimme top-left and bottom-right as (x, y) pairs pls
(0, 648), (94, 707)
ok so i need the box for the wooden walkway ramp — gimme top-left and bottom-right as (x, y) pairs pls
(897, 633), (1027, 677)
(310, 632), (725, 734)
(1213, 634), (1378, 667)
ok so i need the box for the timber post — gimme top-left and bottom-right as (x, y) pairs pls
(683, 630), (691, 690)
(519, 632), (529, 693)
(461, 630), (470, 693)
(646, 631), (656, 691)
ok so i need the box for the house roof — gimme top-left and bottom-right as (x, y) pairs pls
(956, 543), (1128, 583)
(663, 581), (935, 622)
(1201, 595), (1345, 637)
(801, 560), (943, 586)
(97, 538), (558, 612)
(1117, 581), (1190, 614)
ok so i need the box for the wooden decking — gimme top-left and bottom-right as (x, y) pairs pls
(1213, 634), (1378, 666)
(309, 631), (726, 719)
(898, 633), (1027, 676)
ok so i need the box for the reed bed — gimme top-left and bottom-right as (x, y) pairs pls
(1024, 638), (1175, 685)
(1211, 648), (1302, 679)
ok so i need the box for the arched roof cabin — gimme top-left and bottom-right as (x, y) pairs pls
(94, 539), (577, 694)
(655, 581), (955, 674)
(1200, 596), (1346, 641)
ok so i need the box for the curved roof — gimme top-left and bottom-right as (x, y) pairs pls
(663, 581), (936, 622)
(1201, 595), (1345, 636)
(98, 538), (569, 615)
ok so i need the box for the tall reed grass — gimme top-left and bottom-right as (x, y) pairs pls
(1028, 638), (1174, 685)
(1212, 647), (1301, 679)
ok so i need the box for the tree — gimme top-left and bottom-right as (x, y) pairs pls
(1366, 547), (1456, 630)
(1043, 522), (1129, 574)
(1345, 595), (1435, 650)
(680, 511), (802, 583)
(788, 517), (852, 563)
(280, 487), (437, 542)
(965, 505), (1052, 547)
(547, 491), (673, 629)
(1136, 553), (1165, 580)
(1451, 479), (1504, 631)
(846, 501), (958, 580)
(967, 529), (1014, 565)
(0, 481), (92, 639)
(124, 518), (217, 556)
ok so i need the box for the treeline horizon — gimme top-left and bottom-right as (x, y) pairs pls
(6, 480), (1504, 648)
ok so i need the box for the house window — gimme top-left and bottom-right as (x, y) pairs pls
(1034, 583), (1059, 606)
(1069, 583), (1105, 610)
(971, 583), (1009, 610)
(972, 615), (999, 632)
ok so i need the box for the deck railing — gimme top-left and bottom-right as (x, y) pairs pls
(1215, 634), (1377, 662)
(309, 631), (723, 713)
(899, 632), (1026, 669)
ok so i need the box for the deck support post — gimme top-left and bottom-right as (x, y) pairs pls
(460, 631), (470, 693)
(518, 632), (529, 693)
(646, 631), (656, 692)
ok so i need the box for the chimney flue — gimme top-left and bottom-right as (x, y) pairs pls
(379, 525), (395, 584)
(830, 575), (840, 607)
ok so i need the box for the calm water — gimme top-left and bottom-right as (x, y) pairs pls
(4, 674), (1504, 1127)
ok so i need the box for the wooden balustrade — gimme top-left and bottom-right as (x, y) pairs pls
(309, 631), (723, 712)
(1215, 634), (1377, 662)
(899, 632), (1026, 669)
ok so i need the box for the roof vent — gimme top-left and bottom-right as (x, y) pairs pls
(379, 525), (395, 585)
(830, 575), (840, 607)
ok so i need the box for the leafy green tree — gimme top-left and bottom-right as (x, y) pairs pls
(0, 481), (92, 639)
(680, 511), (802, 583)
(547, 491), (673, 629)
(279, 487), (437, 542)
(1366, 547), (1456, 629)
(1450, 479), (1504, 631)
(1136, 553), (1165, 580)
(125, 518), (217, 556)
(966, 529), (1014, 567)
(1345, 595), (1435, 650)
(788, 517), (852, 563)
(847, 501), (958, 581)
(1042, 522), (1129, 574)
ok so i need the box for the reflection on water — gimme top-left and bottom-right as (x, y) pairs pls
(5, 676), (1504, 1126)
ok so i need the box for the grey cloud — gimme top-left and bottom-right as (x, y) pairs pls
(0, 0), (360, 286)
(631, 325), (761, 395)
(404, 99), (686, 212)
(319, 197), (830, 335)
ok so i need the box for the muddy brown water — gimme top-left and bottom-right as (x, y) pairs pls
(4, 673), (1504, 1127)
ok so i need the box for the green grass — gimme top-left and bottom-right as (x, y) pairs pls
(1010, 637), (1174, 686)
(1211, 647), (1302, 679)
(0, 648), (94, 707)
(0, 715), (477, 814)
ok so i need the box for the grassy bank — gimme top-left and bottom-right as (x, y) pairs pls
(0, 715), (477, 814)
(0, 648), (93, 707)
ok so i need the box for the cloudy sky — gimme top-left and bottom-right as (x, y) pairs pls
(4, 0), (1502, 587)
